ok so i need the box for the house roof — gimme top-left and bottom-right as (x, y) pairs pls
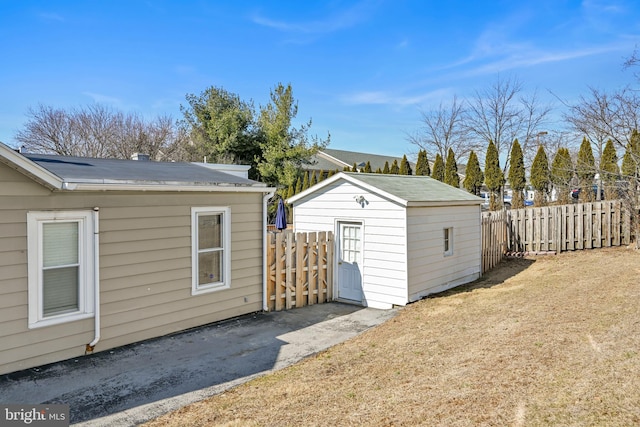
(0, 142), (273, 193)
(287, 172), (483, 207)
(307, 148), (414, 172)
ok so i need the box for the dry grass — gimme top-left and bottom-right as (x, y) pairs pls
(146, 247), (640, 426)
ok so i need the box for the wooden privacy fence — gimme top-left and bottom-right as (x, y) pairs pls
(482, 200), (631, 273)
(266, 231), (334, 312)
(482, 210), (508, 274)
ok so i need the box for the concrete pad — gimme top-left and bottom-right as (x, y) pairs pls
(0, 303), (397, 426)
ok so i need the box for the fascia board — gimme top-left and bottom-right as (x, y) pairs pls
(0, 143), (63, 189)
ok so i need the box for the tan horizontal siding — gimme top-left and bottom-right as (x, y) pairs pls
(97, 301), (263, 352)
(0, 291), (25, 309)
(0, 163), (267, 375)
(1, 318), (93, 352)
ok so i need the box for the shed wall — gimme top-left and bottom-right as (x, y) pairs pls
(406, 205), (481, 300)
(292, 180), (407, 308)
(0, 163), (265, 375)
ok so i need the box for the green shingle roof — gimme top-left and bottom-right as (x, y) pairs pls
(288, 172), (482, 207)
(342, 173), (481, 203)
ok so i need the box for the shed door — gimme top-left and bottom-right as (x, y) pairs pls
(337, 222), (363, 303)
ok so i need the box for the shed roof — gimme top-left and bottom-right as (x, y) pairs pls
(0, 142), (272, 193)
(288, 172), (482, 207)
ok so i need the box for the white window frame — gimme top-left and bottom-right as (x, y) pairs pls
(191, 206), (231, 295)
(444, 227), (454, 256)
(27, 210), (95, 329)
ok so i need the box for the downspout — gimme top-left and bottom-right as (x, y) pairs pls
(87, 207), (100, 351)
(262, 190), (275, 311)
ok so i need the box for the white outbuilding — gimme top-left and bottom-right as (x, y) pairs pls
(287, 172), (483, 309)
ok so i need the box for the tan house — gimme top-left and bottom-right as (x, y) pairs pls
(0, 142), (275, 375)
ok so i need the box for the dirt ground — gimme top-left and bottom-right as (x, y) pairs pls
(146, 247), (640, 427)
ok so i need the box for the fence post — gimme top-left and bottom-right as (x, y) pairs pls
(295, 232), (307, 309)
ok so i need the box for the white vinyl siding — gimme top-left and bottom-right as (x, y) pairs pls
(191, 207), (231, 295)
(27, 210), (95, 329)
(292, 180), (408, 309)
(407, 206), (481, 301)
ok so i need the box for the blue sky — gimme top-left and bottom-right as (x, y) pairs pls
(1, 0), (639, 158)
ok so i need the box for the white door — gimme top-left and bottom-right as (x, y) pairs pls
(337, 222), (363, 303)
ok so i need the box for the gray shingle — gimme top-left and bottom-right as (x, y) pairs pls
(24, 154), (264, 187)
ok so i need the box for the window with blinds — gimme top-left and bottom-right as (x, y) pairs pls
(27, 211), (95, 328)
(42, 222), (80, 316)
(191, 207), (231, 295)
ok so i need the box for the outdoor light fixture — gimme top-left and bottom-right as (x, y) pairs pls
(354, 195), (368, 207)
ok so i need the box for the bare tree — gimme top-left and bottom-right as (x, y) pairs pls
(408, 95), (476, 162)
(15, 103), (184, 160)
(464, 76), (551, 171)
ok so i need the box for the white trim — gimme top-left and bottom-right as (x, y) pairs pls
(89, 207), (101, 349)
(191, 206), (232, 295)
(27, 210), (95, 329)
(64, 182), (271, 192)
(335, 219), (365, 304)
(316, 151), (352, 170)
(262, 191), (276, 311)
(0, 142), (63, 189)
(444, 227), (454, 256)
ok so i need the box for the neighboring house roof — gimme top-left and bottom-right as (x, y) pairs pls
(307, 148), (414, 172)
(0, 142), (272, 193)
(287, 172), (482, 207)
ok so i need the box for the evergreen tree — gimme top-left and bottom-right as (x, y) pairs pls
(309, 170), (317, 187)
(302, 171), (310, 191)
(343, 166), (351, 171)
(382, 161), (390, 174)
(399, 155), (412, 175)
(286, 184), (294, 200)
(431, 153), (445, 182)
(484, 140), (505, 210)
(375, 167), (382, 173)
(530, 145), (550, 206)
(351, 162), (358, 172)
(256, 83), (329, 188)
(390, 159), (400, 174)
(463, 150), (483, 196)
(363, 161), (372, 173)
(316, 169), (325, 182)
(326, 169), (335, 178)
(444, 148), (460, 187)
(415, 149), (430, 176)
(600, 139), (619, 199)
(622, 129), (640, 179)
(294, 176), (302, 194)
(576, 136), (596, 201)
(550, 147), (574, 205)
(508, 139), (526, 209)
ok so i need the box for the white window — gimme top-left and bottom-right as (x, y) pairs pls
(444, 227), (453, 256)
(191, 207), (231, 295)
(27, 211), (95, 329)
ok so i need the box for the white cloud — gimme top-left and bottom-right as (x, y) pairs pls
(342, 88), (451, 106)
(38, 12), (64, 22)
(82, 92), (124, 107)
(250, 0), (379, 35)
